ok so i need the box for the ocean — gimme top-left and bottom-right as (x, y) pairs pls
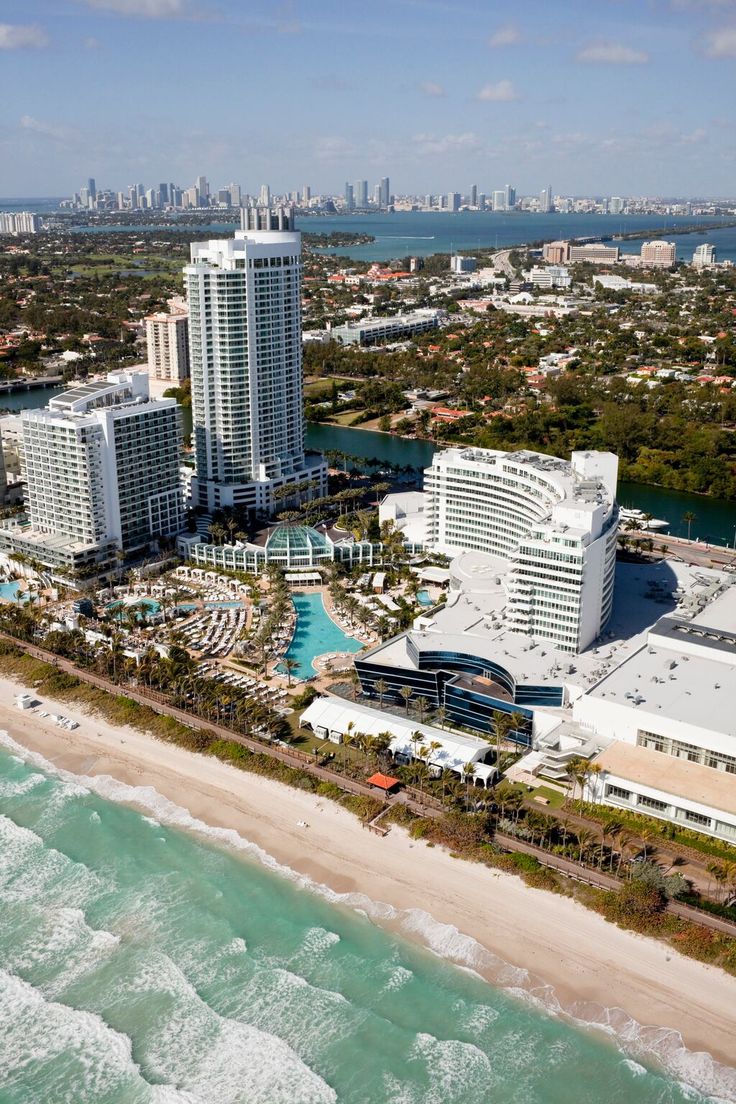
(0, 734), (733, 1103)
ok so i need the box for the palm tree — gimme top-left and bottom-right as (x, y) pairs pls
(374, 677), (388, 711)
(462, 761), (477, 809)
(682, 511), (697, 541)
(575, 827), (595, 865)
(399, 685), (413, 715)
(434, 705), (448, 730)
(414, 695), (430, 724)
(282, 657), (300, 687)
(525, 810), (547, 846)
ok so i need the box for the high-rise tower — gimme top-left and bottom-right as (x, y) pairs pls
(184, 221), (327, 514)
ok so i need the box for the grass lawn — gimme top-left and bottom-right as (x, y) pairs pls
(331, 410), (366, 426)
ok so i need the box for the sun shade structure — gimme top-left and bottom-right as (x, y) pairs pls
(366, 773), (401, 792)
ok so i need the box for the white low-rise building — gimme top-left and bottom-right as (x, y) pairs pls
(576, 580), (736, 842)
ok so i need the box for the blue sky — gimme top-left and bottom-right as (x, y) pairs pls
(1, 0), (735, 197)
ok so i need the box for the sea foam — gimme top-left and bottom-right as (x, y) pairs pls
(1, 729), (735, 1103)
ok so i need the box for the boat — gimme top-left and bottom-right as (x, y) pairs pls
(619, 507), (669, 531)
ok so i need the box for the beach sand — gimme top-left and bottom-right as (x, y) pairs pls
(1, 672), (735, 1076)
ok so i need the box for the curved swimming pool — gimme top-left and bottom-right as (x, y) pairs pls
(278, 592), (363, 678)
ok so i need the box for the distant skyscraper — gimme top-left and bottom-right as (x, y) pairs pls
(355, 180), (368, 208)
(145, 298), (190, 390)
(302, 184), (311, 205)
(228, 182), (241, 206)
(539, 186), (552, 213)
(87, 177), (96, 200)
(692, 243), (716, 268)
(609, 196), (625, 215)
(258, 183), (271, 207)
(505, 184), (516, 209)
(344, 182), (355, 211)
(447, 192), (461, 212)
(184, 219), (327, 513)
(196, 175), (209, 201)
(470, 184), (478, 207)
(379, 177), (390, 208)
(478, 193), (486, 211)
(158, 183), (169, 205)
(373, 184), (381, 206)
(492, 190), (506, 211)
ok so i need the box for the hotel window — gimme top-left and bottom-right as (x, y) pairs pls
(606, 784), (631, 802)
(683, 809), (710, 827)
(638, 795), (668, 813)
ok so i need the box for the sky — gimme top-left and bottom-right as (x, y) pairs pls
(1, 0), (736, 198)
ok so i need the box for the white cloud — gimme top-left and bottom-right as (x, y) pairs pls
(411, 131), (482, 156)
(703, 25), (736, 55)
(80, 0), (205, 18)
(20, 115), (74, 142)
(476, 79), (519, 102)
(0, 23), (48, 49)
(488, 24), (520, 48)
(576, 41), (649, 64)
(418, 80), (445, 97)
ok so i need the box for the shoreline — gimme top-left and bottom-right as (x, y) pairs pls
(1, 674), (735, 1095)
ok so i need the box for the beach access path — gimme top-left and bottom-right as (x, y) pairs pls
(1, 672), (736, 1074)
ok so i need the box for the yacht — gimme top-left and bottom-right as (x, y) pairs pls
(619, 507), (669, 531)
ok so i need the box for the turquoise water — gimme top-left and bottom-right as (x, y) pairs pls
(0, 581), (23, 602)
(107, 598), (161, 621)
(279, 592), (363, 678)
(0, 738), (732, 1103)
(417, 589), (434, 607)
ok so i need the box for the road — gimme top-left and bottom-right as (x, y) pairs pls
(645, 532), (736, 571)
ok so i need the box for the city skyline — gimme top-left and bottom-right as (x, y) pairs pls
(2, 0), (736, 196)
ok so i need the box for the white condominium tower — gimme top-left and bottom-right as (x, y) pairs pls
(13, 372), (182, 571)
(184, 220), (327, 513)
(424, 447), (619, 652)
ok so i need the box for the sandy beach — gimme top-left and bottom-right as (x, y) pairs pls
(1, 672), (735, 1080)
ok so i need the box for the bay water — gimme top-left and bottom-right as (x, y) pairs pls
(0, 735), (733, 1103)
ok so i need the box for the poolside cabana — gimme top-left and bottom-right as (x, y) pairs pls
(285, 571), (322, 587)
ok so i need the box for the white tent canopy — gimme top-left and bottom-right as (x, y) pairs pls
(300, 696), (496, 782)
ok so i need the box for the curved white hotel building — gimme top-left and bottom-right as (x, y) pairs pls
(424, 447), (619, 652)
(184, 221), (327, 514)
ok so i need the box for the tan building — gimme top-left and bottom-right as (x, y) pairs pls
(144, 297), (190, 392)
(542, 240), (570, 264)
(568, 243), (620, 264)
(640, 240), (676, 268)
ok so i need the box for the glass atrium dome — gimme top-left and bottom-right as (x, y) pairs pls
(264, 524), (332, 567)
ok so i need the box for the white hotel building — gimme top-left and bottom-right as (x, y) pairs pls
(423, 447), (619, 652)
(0, 372), (182, 571)
(184, 224), (327, 514)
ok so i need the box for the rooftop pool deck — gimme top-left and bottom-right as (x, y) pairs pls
(278, 591), (363, 679)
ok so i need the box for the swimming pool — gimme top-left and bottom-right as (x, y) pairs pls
(0, 581), (23, 602)
(107, 598), (161, 621)
(278, 592), (363, 678)
(205, 600), (245, 610)
(417, 589), (435, 607)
